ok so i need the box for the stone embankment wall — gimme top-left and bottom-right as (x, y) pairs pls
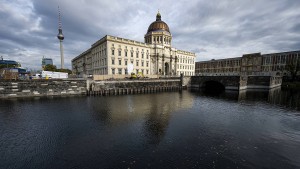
(87, 79), (181, 96)
(0, 79), (87, 98)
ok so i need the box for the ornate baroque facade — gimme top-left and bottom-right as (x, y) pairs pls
(72, 12), (196, 77)
(195, 51), (300, 76)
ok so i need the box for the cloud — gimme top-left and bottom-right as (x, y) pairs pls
(0, 0), (299, 69)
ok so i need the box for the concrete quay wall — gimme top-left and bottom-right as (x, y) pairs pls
(0, 79), (87, 98)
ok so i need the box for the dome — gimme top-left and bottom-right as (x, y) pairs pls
(147, 12), (170, 34)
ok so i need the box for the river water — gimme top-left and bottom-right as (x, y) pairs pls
(0, 88), (300, 169)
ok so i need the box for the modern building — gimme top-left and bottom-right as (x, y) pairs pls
(0, 57), (27, 74)
(72, 12), (196, 77)
(0, 59), (21, 68)
(42, 57), (53, 68)
(195, 50), (300, 76)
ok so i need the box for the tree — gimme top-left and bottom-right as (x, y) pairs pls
(286, 59), (300, 82)
(56, 68), (72, 74)
(44, 64), (57, 71)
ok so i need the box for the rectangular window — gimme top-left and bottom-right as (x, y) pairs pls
(125, 68), (128, 74)
(146, 70), (149, 74)
(118, 50), (121, 56)
(112, 59), (115, 65)
(136, 52), (139, 58)
(112, 50), (114, 55)
(136, 69), (139, 74)
(147, 54), (149, 59)
(118, 68), (122, 74)
(146, 62), (149, 67)
(125, 60), (128, 65)
(142, 53), (144, 58)
(112, 68), (115, 74)
(131, 52), (133, 57)
(125, 51), (127, 57)
(119, 60), (121, 65)
(136, 61), (139, 66)
(142, 61), (144, 67)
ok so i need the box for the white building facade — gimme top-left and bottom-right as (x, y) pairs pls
(72, 12), (196, 77)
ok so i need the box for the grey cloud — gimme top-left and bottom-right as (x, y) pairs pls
(0, 0), (300, 69)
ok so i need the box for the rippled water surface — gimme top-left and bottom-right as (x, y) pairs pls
(0, 89), (300, 169)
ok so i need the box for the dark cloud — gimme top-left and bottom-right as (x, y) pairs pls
(0, 0), (299, 69)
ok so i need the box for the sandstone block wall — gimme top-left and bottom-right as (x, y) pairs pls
(0, 80), (87, 98)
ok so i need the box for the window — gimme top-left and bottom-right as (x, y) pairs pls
(125, 51), (127, 57)
(125, 60), (128, 65)
(146, 54), (149, 59)
(136, 61), (139, 66)
(136, 69), (139, 74)
(142, 53), (144, 58)
(119, 59), (121, 65)
(136, 52), (139, 58)
(112, 59), (115, 65)
(125, 68), (128, 74)
(146, 70), (149, 74)
(118, 50), (121, 56)
(131, 52), (133, 57)
(112, 49), (114, 55)
(142, 61), (144, 66)
(146, 62), (149, 67)
(112, 68), (115, 74)
(118, 68), (122, 74)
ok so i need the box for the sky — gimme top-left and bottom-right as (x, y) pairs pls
(0, 0), (300, 70)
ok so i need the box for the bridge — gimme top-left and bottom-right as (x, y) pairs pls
(190, 75), (282, 91)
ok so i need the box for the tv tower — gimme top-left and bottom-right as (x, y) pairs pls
(57, 6), (64, 69)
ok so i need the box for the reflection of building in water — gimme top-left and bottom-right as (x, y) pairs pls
(196, 51), (300, 76)
(89, 92), (194, 143)
(268, 88), (300, 111)
(236, 88), (300, 111)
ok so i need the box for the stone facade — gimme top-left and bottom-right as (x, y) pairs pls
(195, 50), (300, 76)
(0, 80), (87, 98)
(72, 12), (196, 78)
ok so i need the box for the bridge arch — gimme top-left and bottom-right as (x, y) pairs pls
(201, 80), (225, 92)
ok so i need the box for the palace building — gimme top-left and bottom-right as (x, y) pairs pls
(72, 12), (196, 78)
(195, 50), (300, 76)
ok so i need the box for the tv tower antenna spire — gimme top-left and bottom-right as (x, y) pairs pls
(57, 6), (65, 69)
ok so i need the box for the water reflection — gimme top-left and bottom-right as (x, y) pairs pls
(1, 91), (299, 169)
(192, 88), (300, 111)
(88, 92), (195, 144)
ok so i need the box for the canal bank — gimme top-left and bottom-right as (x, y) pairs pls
(0, 77), (190, 98)
(0, 79), (87, 98)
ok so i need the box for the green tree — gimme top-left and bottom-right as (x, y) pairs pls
(56, 68), (72, 74)
(44, 64), (57, 71)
